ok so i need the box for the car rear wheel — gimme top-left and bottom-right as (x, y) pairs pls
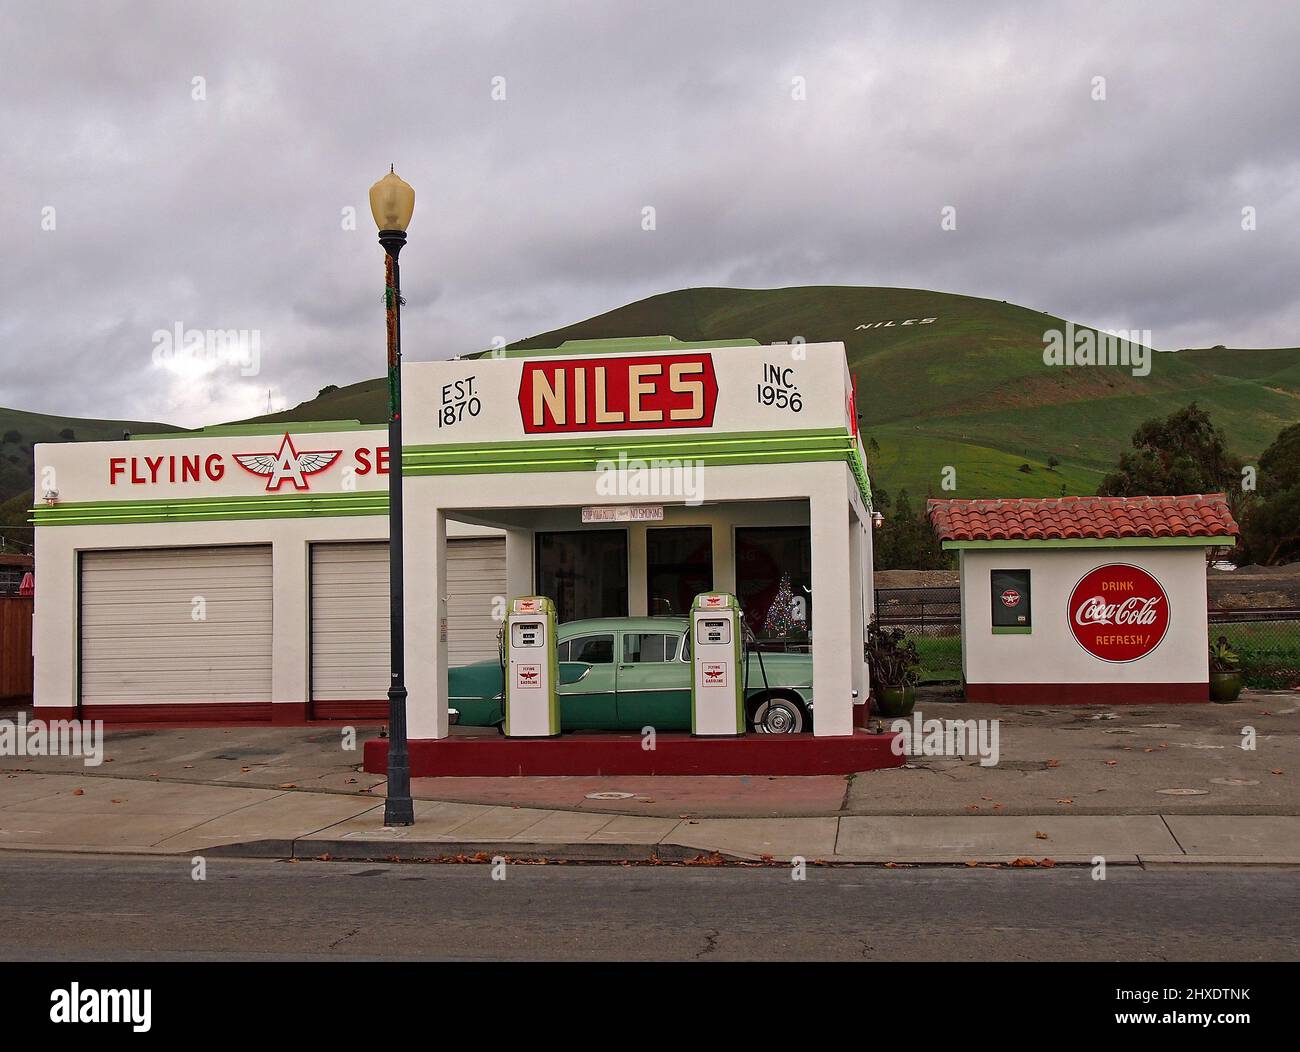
(749, 693), (807, 734)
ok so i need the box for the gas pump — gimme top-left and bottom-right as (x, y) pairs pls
(690, 592), (745, 736)
(503, 596), (559, 738)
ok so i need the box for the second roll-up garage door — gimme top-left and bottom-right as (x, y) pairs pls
(310, 538), (507, 708)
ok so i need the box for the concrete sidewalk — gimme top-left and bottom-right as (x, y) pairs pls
(2, 770), (1298, 864)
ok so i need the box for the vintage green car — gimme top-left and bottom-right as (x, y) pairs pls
(450, 616), (815, 733)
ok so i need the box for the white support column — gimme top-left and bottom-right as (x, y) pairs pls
(32, 528), (77, 712)
(627, 522), (648, 616)
(405, 500), (448, 740)
(809, 466), (855, 736)
(271, 537), (310, 712)
(504, 527), (534, 602)
(848, 509), (867, 713)
(713, 524), (735, 594)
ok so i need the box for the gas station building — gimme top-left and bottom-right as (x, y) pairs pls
(31, 337), (881, 754)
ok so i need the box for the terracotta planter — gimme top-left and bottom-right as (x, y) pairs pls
(1209, 670), (1244, 703)
(875, 684), (916, 718)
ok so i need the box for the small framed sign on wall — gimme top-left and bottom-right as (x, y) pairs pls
(990, 569), (1032, 632)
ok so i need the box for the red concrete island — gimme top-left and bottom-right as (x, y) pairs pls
(363, 729), (905, 778)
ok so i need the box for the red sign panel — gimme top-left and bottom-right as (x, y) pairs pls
(1068, 563), (1169, 663)
(518, 354), (718, 434)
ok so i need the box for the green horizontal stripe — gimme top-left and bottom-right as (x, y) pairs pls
(403, 427), (873, 508)
(33, 428), (874, 525)
(33, 490), (388, 527)
(945, 535), (1236, 550)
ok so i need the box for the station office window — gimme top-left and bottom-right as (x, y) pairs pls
(536, 530), (628, 623)
(990, 568), (1032, 633)
(646, 527), (713, 617)
(736, 526), (811, 645)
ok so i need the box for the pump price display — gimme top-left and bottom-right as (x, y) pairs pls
(698, 619), (731, 645)
(511, 622), (544, 648)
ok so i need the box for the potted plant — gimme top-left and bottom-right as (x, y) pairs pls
(867, 618), (921, 717)
(1208, 636), (1244, 702)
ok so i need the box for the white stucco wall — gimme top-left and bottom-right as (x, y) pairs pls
(960, 546), (1210, 687)
(32, 426), (493, 712)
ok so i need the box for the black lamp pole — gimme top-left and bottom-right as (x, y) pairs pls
(380, 227), (415, 826)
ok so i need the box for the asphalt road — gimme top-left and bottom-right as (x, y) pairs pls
(0, 853), (1295, 961)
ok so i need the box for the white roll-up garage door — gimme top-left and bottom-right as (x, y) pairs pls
(310, 538), (506, 703)
(310, 542), (389, 703)
(79, 546), (273, 706)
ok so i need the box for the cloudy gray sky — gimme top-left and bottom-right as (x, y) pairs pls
(2, 0), (1297, 427)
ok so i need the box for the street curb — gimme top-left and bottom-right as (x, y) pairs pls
(206, 838), (744, 862)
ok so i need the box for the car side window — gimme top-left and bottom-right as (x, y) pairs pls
(680, 631), (690, 661)
(569, 634), (614, 664)
(664, 633), (680, 661)
(556, 640), (571, 661)
(622, 632), (668, 663)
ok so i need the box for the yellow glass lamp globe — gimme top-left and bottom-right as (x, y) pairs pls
(368, 166), (415, 232)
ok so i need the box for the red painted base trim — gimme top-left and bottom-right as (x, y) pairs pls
(963, 682), (1208, 704)
(29, 702), (387, 727)
(311, 700), (388, 721)
(363, 730), (906, 777)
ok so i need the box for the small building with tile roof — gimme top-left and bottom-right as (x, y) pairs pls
(927, 494), (1239, 703)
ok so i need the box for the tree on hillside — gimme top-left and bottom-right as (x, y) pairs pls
(1238, 422), (1300, 565)
(873, 488), (952, 570)
(1098, 403), (1240, 500)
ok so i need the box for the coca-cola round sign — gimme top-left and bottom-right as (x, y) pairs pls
(1069, 563), (1169, 662)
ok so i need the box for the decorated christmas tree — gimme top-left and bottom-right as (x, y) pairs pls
(762, 573), (806, 637)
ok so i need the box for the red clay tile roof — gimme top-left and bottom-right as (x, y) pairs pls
(926, 493), (1239, 543)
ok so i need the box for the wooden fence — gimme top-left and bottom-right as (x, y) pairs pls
(0, 596), (34, 698)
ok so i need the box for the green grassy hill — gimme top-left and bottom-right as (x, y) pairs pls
(3, 286), (1298, 531)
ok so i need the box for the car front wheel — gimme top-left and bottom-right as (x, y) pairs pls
(749, 694), (808, 734)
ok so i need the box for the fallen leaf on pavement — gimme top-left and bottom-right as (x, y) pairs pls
(1104, 760), (1118, 766)
(1034, 831), (1049, 839)
(278, 783), (298, 789)
(1057, 797), (1074, 804)
(72, 788), (84, 796)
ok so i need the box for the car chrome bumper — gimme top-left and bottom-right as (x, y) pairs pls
(448, 708), (460, 726)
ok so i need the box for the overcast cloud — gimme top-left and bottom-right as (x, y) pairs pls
(1, 0), (1297, 427)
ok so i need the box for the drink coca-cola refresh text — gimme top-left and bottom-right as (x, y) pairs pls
(1068, 564), (1169, 662)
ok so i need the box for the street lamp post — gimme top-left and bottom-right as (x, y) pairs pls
(370, 166), (416, 826)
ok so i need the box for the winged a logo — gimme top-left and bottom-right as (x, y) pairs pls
(234, 433), (343, 492)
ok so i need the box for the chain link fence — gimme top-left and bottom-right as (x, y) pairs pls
(874, 588), (1300, 689)
(1208, 609), (1300, 689)
(873, 586), (961, 684)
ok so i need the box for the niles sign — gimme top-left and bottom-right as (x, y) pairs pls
(108, 433), (389, 492)
(518, 354), (718, 434)
(1069, 563), (1169, 662)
